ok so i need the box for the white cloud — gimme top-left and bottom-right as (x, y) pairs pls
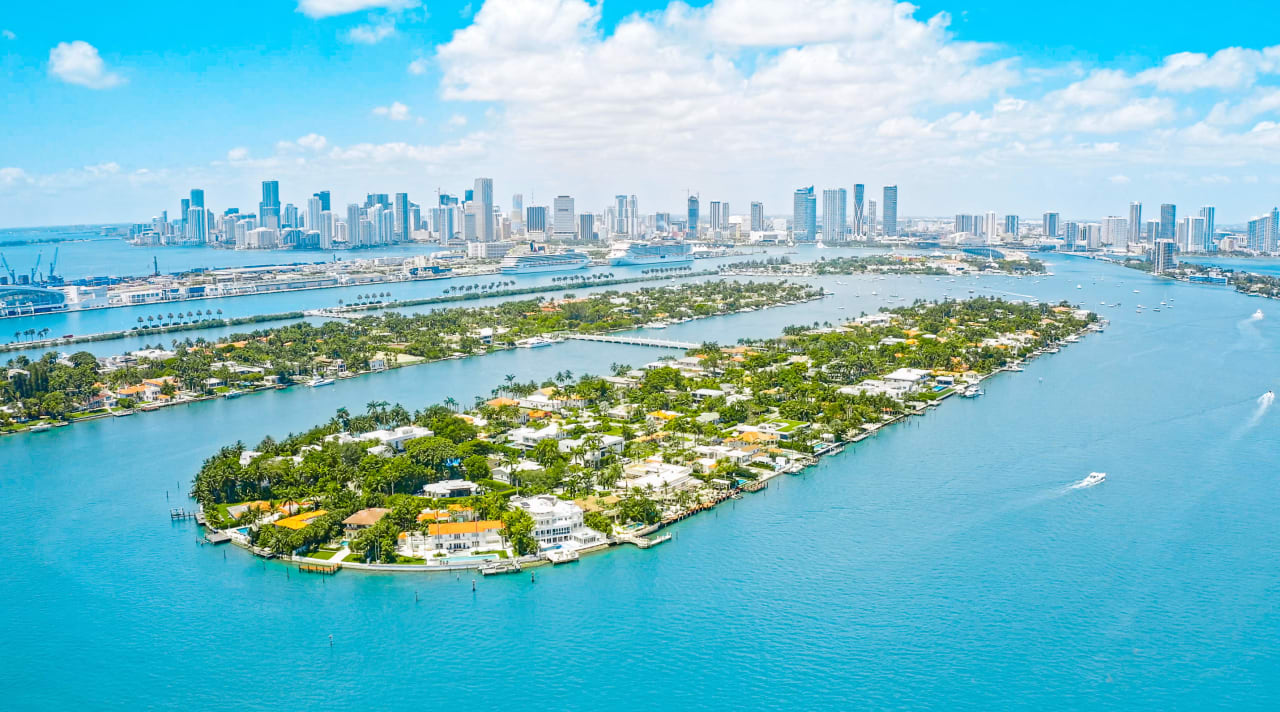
(227, 147), (250, 161)
(297, 133), (328, 151)
(448, 114), (468, 127)
(0, 167), (31, 188)
(48, 41), (124, 89)
(2, 30), (15, 40)
(408, 57), (430, 75)
(345, 18), (397, 44)
(372, 101), (411, 120)
(1136, 46), (1280, 92)
(1108, 174), (1131, 184)
(296, 0), (418, 19)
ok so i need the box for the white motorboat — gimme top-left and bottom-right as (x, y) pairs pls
(959, 384), (984, 398)
(1074, 471), (1106, 488)
(308, 377), (335, 387)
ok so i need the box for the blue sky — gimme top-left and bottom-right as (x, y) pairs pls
(2, 0), (1279, 227)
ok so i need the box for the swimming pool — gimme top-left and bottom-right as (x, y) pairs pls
(443, 553), (500, 563)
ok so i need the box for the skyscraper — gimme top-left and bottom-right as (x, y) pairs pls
(792, 186), (816, 242)
(393, 193), (410, 242)
(709, 201), (723, 231)
(1004, 215), (1019, 237)
(984, 211), (998, 241)
(628, 195), (639, 236)
(614, 195), (628, 234)
(882, 186), (898, 237)
(867, 200), (877, 237)
(687, 196), (700, 236)
(187, 206), (207, 243)
(526, 206), (547, 233)
(260, 180), (281, 230)
(821, 188), (847, 243)
(718, 201), (728, 231)
(578, 213), (595, 241)
(852, 184), (865, 236)
(1043, 212), (1060, 238)
(1128, 202), (1142, 245)
(180, 197), (190, 238)
(954, 214), (973, 234)
(552, 196), (576, 239)
(315, 190), (331, 212)
(1102, 216), (1127, 249)
(1199, 206), (1216, 251)
(473, 178), (494, 242)
(307, 195), (322, 234)
(190, 189), (204, 210)
(1159, 203), (1176, 243)
(750, 202), (765, 232)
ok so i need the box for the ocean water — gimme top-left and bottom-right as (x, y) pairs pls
(3, 255), (1279, 709)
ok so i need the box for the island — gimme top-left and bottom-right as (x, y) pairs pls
(189, 297), (1101, 573)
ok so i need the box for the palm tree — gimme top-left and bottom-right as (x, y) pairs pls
(443, 396), (458, 413)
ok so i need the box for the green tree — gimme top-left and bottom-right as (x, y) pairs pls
(501, 508), (538, 556)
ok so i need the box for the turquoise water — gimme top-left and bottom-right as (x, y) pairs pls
(4, 255), (1280, 708)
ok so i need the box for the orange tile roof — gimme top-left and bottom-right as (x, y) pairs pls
(427, 520), (504, 536)
(486, 397), (519, 407)
(343, 507), (390, 526)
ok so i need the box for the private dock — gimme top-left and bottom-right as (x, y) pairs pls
(298, 562), (339, 575)
(169, 508), (197, 520)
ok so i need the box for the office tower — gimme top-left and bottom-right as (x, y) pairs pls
(578, 213), (595, 241)
(852, 184), (865, 236)
(1004, 215), (1019, 237)
(1043, 211), (1060, 238)
(709, 201), (722, 231)
(791, 186), (817, 241)
(1176, 217), (1191, 252)
(283, 203), (298, 229)
(750, 202), (765, 232)
(954, 214), (973, 234)
(1187, 216), (1208, 253)
(821, 188), (847, 242)
(1064, 221), (1080, 249)
(972, 214), (985, 238)
(1159, 203), (1176, 243)
(1199, 206), (1215, 251)
(190, 189), (204, 210)
(687, 196), (700, 236)
(719, 201), (729, 231)
(867, 200), (877, 236)
(346, 204), (362, 247)
(365, 193), (390, 208)
(315, 190), (331, 212)
(629, 196), (640, 236)
(409, 204), (421, 233)
(512, 194), (523, 215)
(1128, 202), (1142, 244)
(187, 207), (207, 243)
(882, 186), (898, 236)
(393, 193), (410, 242)
(1152, 239), (1177, 272)
(655, 212), (671, 233)
(180, 198), (191, 237)
(462, 211), (477, 242)
(614, 195), (627, 234)
(1101, 216), (1127, 249)
(552, 196), (576, 239)
(473, 178), (494, 242)
(526, 206), (547, 233)
(985, 211), (999, 241)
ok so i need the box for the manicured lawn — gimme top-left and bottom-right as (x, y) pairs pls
(394, 555), (427, 564)
(474, 550), (509, 559)
(307, 549), (337, 560)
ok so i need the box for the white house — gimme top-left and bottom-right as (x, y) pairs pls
(621, 459), (697, 493)
(399, 520), (506, 557)
(509, 494), (602, 551)
(421, 480), (480, 498)
(508, 422), (563, 449)
(557, 434), (625, 463)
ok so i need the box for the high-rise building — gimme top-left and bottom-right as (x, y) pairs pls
(187, 207), (207, 243)
(260, 180), (281, 230)
(1159, 203), (1176, 243)
(687, 196), (700, 236)
(984, 211), (998, 241)
(1043, 212), (1060, 238)
(180, 198), (190, 238)
(578, 213), (595, 241)
(1199, 206), (1216, 251)
(852, 184), (865, 236)
(954, 214), (973, 234)
(473, 178), (494, 242)
(1144, 219), (1161, 242)
(552, 196), (576, 239)
(792, 186), (816, 242)
(709, 201), (723, 231)
(1083, 223), (1102, 249)
(882, 186), (898, 237)
(628, 195), (640, 236)
(1064, 221), (1080, 250)
(1128, 202), (1142, 245)
(345, 204), (362, 247)
(393, 193), (410, 242)
(750, 202), (765, 232)
(319, 210), (334, 249)
(1152, 239), (1177, 272)
(718, 201), (728, 232)
(1004, 215), (1019, 237)
(1101, 216), (1127, 249)
(867, 200), (877, 237)
(1271, 207), (1280, 252)
(190, 189), (204, 210)
(822, 188), (847, 243)
(314, 190), (331, 212)
(526, 206), (547, 233)
(614, 195), (628, 234)
(283, 203), (298, 229)
(307, 196), (322, 234)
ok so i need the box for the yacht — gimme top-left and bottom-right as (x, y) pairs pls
(308, 377), (335, 387)
(644, 321), (669, 329)
(1254, 309), (1264, 319)
(28, 423), (53, 432)
(959, 384), (984, 398)
(516, 336), (558, 348)
(1075, 471), (1107, 488)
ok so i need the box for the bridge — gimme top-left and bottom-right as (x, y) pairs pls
(563, 333), (699, 349)
(960, 247), (1007, 260)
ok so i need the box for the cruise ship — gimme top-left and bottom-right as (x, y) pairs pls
(607, 241), (694, 267)
(499, 247), (591, 274)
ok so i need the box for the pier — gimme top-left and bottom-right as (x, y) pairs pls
(563, 334), (699, 349)
(169, 508), (197, 520)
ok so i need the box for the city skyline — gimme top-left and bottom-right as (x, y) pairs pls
(3, 0), (1280, 227)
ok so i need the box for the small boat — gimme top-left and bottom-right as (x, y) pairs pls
(112, 409), (135, 417)
(223, 391), (242, 399)
(308, 377), (335, 387)
(28, 423), (53, 432)
(1254, 309), (1265, 319)
(644, 321), (668, 329)
(1133, 289), (1140, 293)
(546, 549), (580, 564)
(1074, 471), (1106, 488)
(516, 336), (556, 348)
(1076, 284), (1082, 289)
(959, 384), (984, 398)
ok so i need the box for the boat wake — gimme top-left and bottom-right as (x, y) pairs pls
(1247, 390), (1274, 428)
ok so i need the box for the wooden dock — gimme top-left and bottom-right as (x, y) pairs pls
(298, 562), (338, 575)
(169, 508), (197, 520)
